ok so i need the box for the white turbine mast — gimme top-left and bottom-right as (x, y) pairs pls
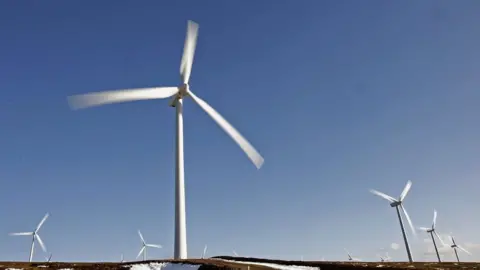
(449, 235), (471, 262)
(67, 20), (264, 260)
(9, 212), (49, 262)
(418, 209), (445, 262)
(136, 230), (162, 261)
(370, 180), (416, 262)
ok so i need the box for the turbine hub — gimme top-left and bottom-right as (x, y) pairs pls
(179, 83), (189, 97)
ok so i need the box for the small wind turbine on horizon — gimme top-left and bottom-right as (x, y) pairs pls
(202, 245), (207, 259)
(448, 235), (471, 262)
(67, 20), (264, 260)
(9, 212), (49, 262)
(344, 249), (361, 261)
(378, 252), (391, 262)
(136, 230), (162, 261)
(418, 209), (445, 262)
(45, 253), (52, 263)
(370, 180), (416, 263)
(121, 253), (124, 263)
(233, 250), (239, 257)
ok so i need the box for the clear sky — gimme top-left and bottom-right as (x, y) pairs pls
(0, 0), (479, 263)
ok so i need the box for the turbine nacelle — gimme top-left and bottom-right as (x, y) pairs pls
(390, 201), (401, 207)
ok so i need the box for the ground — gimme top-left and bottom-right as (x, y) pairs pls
(0, 256), (478, 269)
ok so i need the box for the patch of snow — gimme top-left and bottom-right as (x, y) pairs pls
(128, 262), (200, 270)
(38, 266), (47, 268)
(6, 268), (23, 270)
(219, 259), (320, 270)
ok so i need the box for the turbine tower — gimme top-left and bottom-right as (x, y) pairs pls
(449, 235), (471, 262)
(67, 20), (264, 260)
(418, 209), (445, 262)
(136, 230), (162, 261)
(370, 181), (416, 262)
(9, 212), (49, 262)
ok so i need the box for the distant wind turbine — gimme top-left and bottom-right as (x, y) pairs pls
(344, 249), (361, 261)
(136, 230), (162, 261)
(202, 245), (207, 259)
(378, 252), (391, 262)
(370, 180), (416, 262)
(45, 253), (52, 263)
(418, 209), (445, 262)
(10, 212), (49, 262)
(449, 235), (471, 262)
(67, 20), (264, 260)
(121, 253), (124, 263)
(233, 250), (239, 256)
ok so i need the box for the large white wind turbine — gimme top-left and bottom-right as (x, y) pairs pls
(9, 212), (49, 262)
(418, 209), (445, 262)
(370, 181), (416, 262)
(449, 235), (471, 262)
(67, 20), (264, 260)
(136, 230), (162, 261)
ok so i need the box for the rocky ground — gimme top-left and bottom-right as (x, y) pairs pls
(0, 256), (478, 270)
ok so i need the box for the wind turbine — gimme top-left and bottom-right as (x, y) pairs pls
(232, 250), (239, 256)
(370, 180), (416, 262)
(378, 252), (391, 262)
(67, 20), (264, 260)
(121, 253), (124, 263)
(202, 245), (207, 259)
(9, 212), (49, 262)
(418, 209), (445, 262)
(136, 230), (162, 261)
(45, 253), (52, 263)
(449, 235), (471, 262)
(344, 249), (361, 261)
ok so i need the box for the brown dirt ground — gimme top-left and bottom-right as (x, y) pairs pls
(0, 256), (478, 270)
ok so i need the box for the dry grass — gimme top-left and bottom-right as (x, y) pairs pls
(0, 256), (478, 270)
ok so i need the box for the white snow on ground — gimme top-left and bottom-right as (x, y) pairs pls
(218, 259), (320, 270)
(128, 262), (200, 270)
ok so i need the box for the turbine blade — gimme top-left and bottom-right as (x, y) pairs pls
(9, 232), (33, 236)
(433, 231), (446, 246)
(35, 213), (49, 232)
(457, 245), (471, 255)
(68, 87), (179, 110)
(203, 245), (208, 258)
(147, 244), (162, 248)
(35, 234), (47, 252)
(180, 20), (199, 84)
(138, 230), (145, 244)
(136, 246), (145, 259)
(369, 189), (397, 203)
(188, 90), (264, 169)
(432, 209), (437, 229)
(418, 227), (430, 231)
(399, 180), (412, 201)
(400, 205), (416, 236)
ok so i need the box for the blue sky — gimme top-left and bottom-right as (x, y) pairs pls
(1, 0), (480, 263)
